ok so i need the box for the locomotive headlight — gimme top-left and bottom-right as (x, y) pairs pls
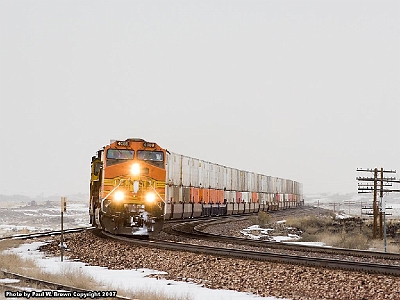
(114, 191), (125, 202)
(145, 192), (156, 203)
(131, 163), (141, 176)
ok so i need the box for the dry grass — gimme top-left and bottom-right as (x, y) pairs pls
(121, 288), (192, 300)
(296, 232), (319, 243)
(0, 239), (101, 289)
(0, 239), (25, 251)
(257, 211), (272, 226)
(0, 239), (37, 275)
(286, 215), (334, 235)
(0, 239), (192, 300)
(369, 239), (400, 253)
(320, 230), (369, 250)
(283, 215), (400, 251)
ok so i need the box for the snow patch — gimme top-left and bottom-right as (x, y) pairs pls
(4, 242), (285, 300)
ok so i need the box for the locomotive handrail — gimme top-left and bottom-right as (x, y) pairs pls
(149, 182), (166, 204)
(100, 179), (125, 213)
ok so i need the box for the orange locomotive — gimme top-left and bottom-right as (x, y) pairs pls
(90, 138), (166, 235)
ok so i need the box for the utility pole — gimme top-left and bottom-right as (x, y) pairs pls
(343, 200), (356, 215)
(60, 197), (67, 262)
(356, 168), (399, 246)
(328, 202), (341, 213)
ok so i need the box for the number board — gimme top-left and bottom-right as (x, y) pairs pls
(116, 141), (130, 147)
(143, 142), (155, 148)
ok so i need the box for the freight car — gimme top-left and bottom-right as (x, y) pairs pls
(89, 138), (303, 236)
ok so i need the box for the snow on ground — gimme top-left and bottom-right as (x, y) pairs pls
(0, 278), (20, 284)
(240, 224), (301, 242)
(0, 202), (90, 238)
(335, 212), (353, 219)
(240, 225), (274, 240)
(286, 241), (326, 247)
(240, 222), (329, 246)
(3, 242), (286, 300)
(272, 235), (300, 242)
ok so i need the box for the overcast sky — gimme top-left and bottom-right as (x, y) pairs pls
(1, 0), (399, 197)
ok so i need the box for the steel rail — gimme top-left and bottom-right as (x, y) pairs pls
(185, 219), (400, 260)
(0, 270), (132, 299)
(100, 231), (400, 276)
(0, 227), (95, 241)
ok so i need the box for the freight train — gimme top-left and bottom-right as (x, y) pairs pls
(89, 138), (303, 236)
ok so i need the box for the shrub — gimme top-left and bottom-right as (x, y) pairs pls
(257, 211), (272, 227)
(299, 232), (319, 243)
(369, 239), (400, 253)
(332, 230), (369, 250)
(286, 215), (333, 233)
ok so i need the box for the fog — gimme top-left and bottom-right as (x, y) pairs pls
(1, 1), (399, 197)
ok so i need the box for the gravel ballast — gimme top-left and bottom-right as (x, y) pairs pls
(39, 231), (400, 300)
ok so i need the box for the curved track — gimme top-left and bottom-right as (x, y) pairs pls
(99, 228), (400, 276)
(168, 217), (400, 261)
(93, 206), (400, 276)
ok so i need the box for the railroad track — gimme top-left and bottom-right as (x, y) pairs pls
(100, 230), (400, 276)
(0, 227), (133, 299)
(168, 218), (400, 261)
(2, 210), (398, 300)
(0, 227), (94, 241)
(0, 269), (132, 299)
(95, 207), (400, 276)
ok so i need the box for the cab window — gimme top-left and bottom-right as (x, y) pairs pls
(107, 149), (135, 159)
(137, 150), (164, 168)
(137, 151), (164, 162)
(106, 149), (134, 166)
